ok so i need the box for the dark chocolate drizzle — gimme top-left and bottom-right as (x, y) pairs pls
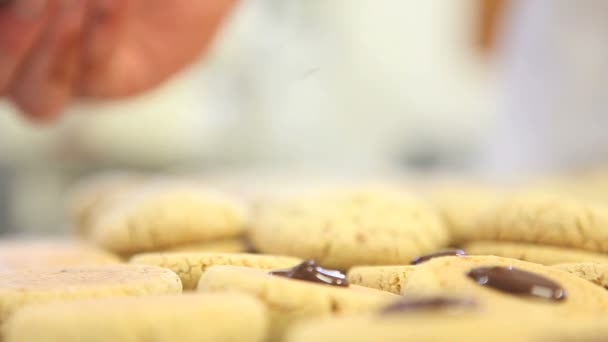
(467, 266), (566, 301)
(381, 297), (477, 314)
(410, 249), (466, 265)
(270, 259), (348, 287)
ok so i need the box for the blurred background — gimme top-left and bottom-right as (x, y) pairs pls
(1, 0), (606, 234)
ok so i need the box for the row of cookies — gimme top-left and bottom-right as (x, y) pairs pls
(5, 239), (608, 341)
(0, 238), (396, 341)
(67, 173), (251, 257)
(69, 173), (452, 268)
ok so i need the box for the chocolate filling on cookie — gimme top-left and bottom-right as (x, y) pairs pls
(381, 297), (476, 314)
(467, 266), (567, 301)
(269, 259), (349, 287)
(410, 249), (466, 265)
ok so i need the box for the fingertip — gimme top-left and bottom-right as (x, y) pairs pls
(11, 93), (67, 123)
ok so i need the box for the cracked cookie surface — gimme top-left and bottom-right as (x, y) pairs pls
(131, 252), (301, 290)
(553, 262), (608, 289)
(478, 192), (608, 252)
(89, 181), (248, 254)
(465, 241), (608, 265)
(250, 187), (448, 269)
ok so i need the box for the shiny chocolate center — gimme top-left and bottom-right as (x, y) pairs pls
(270, 259), (348, 287)
(467, 266), (566, 301)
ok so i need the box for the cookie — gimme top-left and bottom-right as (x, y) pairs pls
(402, 255), (608, 315)
(197, 263), (399, 341)
(465, 241), (608, 265)
(285, 309), (608, 342)
(3, 293), (267, 342)
(0, 264), (181, 323)
(347, 250), (465, 293)
(478, 191), (608, 252)
(160, 238), (250, 253)
(0, 239), (120, 270)
(428, 184), (503, 243)
(347, 265), (415, 294)
(553, 262), (608, 289)
(249, 187), (448, 269)
(130, 252), (302, 290)
(121, 238), (251, 260)
(66, 172), (143, 236)
(89, 181), (248, 254)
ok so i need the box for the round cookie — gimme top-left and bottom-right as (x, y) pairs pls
(197, 265), (399, 341)
(3, 293), (267, 342)
(66, 172), (143, 236)
(0, 239), (120, 270)
(250, 187), (448, 269)
(121, 238), (251, 260)
(347, 265), (416, 294)
(0, 265), (182, 323)
(130, 252), (302, 290)
(478, 191), (608, 253)
(465, 241), (608, 265)
(89, 181), (248, 254)
(402, 255), (608, 315)
(553, 263), (608, 289)
(285, 311), (608, 342)
(161, 238), (250, 253)
(427, 184), (504, 243)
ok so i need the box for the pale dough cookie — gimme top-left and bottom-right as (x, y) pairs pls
(250, 187), (448, 269)
(66, 172), (143, 236)
(197, 265), (399, 341)
(478, 191), (608, 253)
(428, 184), (504, 243)
(465, 241), (608, 265)
(3, 293), (267, 342)
(553, 263), (608, 289)
(89, 181), (248, 254)
(402, 255), (608, 315)
(347, 265), (416, 294)
(162, 238), (250, 253)
(0, 239), (120, 270)
(121, 238), (251, 260)
(285, 311), (608, 342)
(0, 265), (181, 323)
(130, 252), (302, 290)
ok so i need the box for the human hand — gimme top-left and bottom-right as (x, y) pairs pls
(0, 0), (235, 121)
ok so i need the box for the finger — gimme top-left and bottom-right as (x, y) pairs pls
(9, 0), (87, 121)
(77, 0), (125, 96)
(0, 0), (52, 95)
(81, 0), (236, 98)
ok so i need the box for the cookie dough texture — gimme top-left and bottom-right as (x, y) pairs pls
(122, 238), (251, 260)
(553, 262), (608, 289)
(3, 293), (267, 342)
(347, 265), (416, 294)
(465, 241), (608, 265)
(89, 181), (248, 254)
(428, 184), (503, 243)
(0, 265), (182, 323)
(250, 188), (448, 269)
(66, 172), (143, 236)
(402, 256), (608, 315)
(130, 252), (302, 290)
(285, 313), (608, 342)
(0, 240), (120, 270)
(197, 265), (399, 341)
(478, 191), (608, 252)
